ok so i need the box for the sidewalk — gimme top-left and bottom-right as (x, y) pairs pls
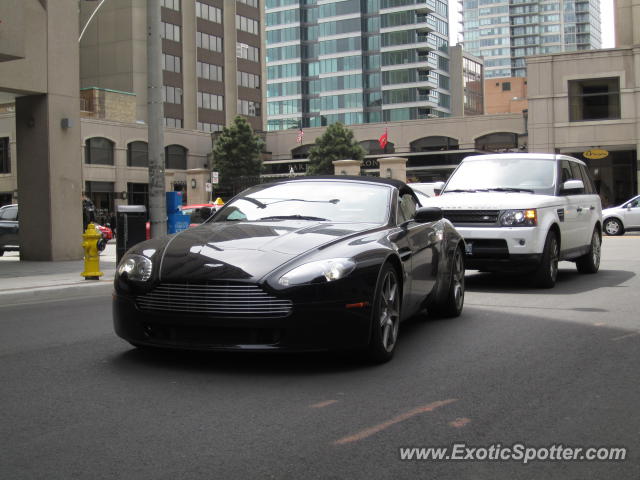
(0, 242), (117, 305)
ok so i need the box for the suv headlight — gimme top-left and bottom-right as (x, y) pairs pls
(278, 258), (356, 286)
(117, 254), (153, 281)
(499, 209), (537, 226)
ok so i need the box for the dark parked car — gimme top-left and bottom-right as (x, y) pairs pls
(0, 204), (19, 256)
(113, 176), (466, 362)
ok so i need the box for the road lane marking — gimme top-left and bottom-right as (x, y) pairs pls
(611, 331), (640, 341)
(449, 417), (471, 428)
(310, 400), (338, 408)
(333, 399), (457, 445)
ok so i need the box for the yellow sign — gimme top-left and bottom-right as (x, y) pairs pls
(583, 149), (609, 160)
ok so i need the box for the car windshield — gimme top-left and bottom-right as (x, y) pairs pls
(213, 181), (391, 224)
(182, 208), (204, 224)
(444, 157), (557, 195)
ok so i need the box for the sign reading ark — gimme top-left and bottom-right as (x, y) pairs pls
(583, 149), (609, 160)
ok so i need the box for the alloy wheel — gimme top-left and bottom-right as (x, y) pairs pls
(378, 271), (400, 353)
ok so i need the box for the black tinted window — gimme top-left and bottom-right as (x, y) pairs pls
(578, 164), (596, 194)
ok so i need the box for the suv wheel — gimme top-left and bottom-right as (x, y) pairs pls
(603, 218), (623, 236)
(576, 228), (601, 274)
(533, 231), (559, 288)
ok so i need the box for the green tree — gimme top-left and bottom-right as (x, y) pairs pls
(212, 116), (264, 195)
(307, 122), (365, 175)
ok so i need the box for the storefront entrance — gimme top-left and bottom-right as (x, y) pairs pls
(570, 150), (638, 208)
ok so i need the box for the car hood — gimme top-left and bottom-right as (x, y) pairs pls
(422, 192), (561, 210)
(158, 220), (380, 282)
(602, 206), (624, 217)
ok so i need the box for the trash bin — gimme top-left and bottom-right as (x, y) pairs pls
(116, 205), (147, 264)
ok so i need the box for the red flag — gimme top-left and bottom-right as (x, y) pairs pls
(378, 129), (388, 150)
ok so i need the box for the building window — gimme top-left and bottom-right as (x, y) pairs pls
(85, 137), (114, 165)
(236, 15), (259, 35)
(197, 92), (224, 111)
(197, 62), (223, 82)
(164, 117), (183, 128)
(165, 145), (187, 170)
(127, 141), (148, 167)
(237, 99), (261, 117)
(162, 54), (181, 73)
(502, 81), (511, 91)
(0, 137), (10, 174)
(127, 182), (149, 210)
(161, 22), (181, 42)
(569, 77), (621, 121)
(237, 43), (260, 62)
(197, 122), (224, 133)
(162, 85), (183, 104)
(237, 71), (260, 89)
(196, 2), (222, 23)
(196, 32), (223, 52)
(238, 0), (258, 7)
(161, 0), (180, 11)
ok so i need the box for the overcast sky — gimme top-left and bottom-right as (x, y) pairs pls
(449, 0), (616, 48)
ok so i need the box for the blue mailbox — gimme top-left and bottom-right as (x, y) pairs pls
(166, 192), (190, 234)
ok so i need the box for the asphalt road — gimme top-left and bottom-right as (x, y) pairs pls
(1, 237), (639, 479)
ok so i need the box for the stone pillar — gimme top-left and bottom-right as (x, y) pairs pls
(332, 159), (362, 176)
(378, 157), (408, 183)
(186, 168), (212, 204)
(14, 0), (83, 260)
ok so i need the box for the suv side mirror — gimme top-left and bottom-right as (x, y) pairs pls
(432, 181), (445, 196)
(199, 206), (213, 221)
(415, 207), (443, 223)
(561, 179), (584, 194)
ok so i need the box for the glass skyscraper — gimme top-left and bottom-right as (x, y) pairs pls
(461, 0), (602, 78)
(265, 0), (452, 131)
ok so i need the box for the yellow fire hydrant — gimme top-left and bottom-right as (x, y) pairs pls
(81, 223), (103, 280)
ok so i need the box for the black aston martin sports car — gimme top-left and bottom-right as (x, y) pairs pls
(113, 176), (465, 362)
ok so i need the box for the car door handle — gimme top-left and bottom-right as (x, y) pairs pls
(576, 207), (583, 213)
(589, 205), (595, 211)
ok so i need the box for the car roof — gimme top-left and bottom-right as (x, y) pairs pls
(463, 153), (586, 166)
(181, 204), (215, 209)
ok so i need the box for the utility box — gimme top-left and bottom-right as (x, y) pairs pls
(116, 205), (147, 264)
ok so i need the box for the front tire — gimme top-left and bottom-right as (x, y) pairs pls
(576, 227), (601, 274)
(603, 218), (623, 236)
(365, 264), (401, 364)
(533, 231), (559, 288)
(429, 247), (465, 318)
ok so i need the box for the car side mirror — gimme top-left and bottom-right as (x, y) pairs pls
(200, 206), (213, 221)
(561, 179), (584, 194)
(432, 181), (445, 196)
(415, 207), (443, 223)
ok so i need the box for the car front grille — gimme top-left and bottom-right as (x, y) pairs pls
(443, 210), (499, 225)
(136, 282), (292, 318)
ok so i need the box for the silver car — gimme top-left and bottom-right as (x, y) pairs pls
(0, 204), (19, 256)
(602, 195), (640, 235)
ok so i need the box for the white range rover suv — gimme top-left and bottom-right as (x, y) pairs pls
(423, 153), (602, 288)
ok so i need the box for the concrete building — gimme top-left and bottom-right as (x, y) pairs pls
(264, 0), (453, 130)
(0, 0), (83, 260)
(264, 113), (528, 182)
(449, 45), (485, 116)
(461, 0), (602, 78)
(80, 0), (266, 134)
(527, 0), (640, 207)
(484, 77), (528, 114)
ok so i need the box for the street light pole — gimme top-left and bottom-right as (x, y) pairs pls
(147, 0), (166, 238)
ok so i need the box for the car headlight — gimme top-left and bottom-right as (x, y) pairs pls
(278, 258), (356, 286)
(117, 254), (153, 282)
(499, 209), (537, 226)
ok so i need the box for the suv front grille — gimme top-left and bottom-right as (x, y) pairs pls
(136, 282), (292, 318)
(443, 210), (499, 225)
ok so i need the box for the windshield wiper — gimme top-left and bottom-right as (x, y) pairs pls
(487, 187), (535, 194)
(257, 215), (328, 221)
(443, 189), (488, 193)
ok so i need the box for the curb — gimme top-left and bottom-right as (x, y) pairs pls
(0, 280), (114, 307)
